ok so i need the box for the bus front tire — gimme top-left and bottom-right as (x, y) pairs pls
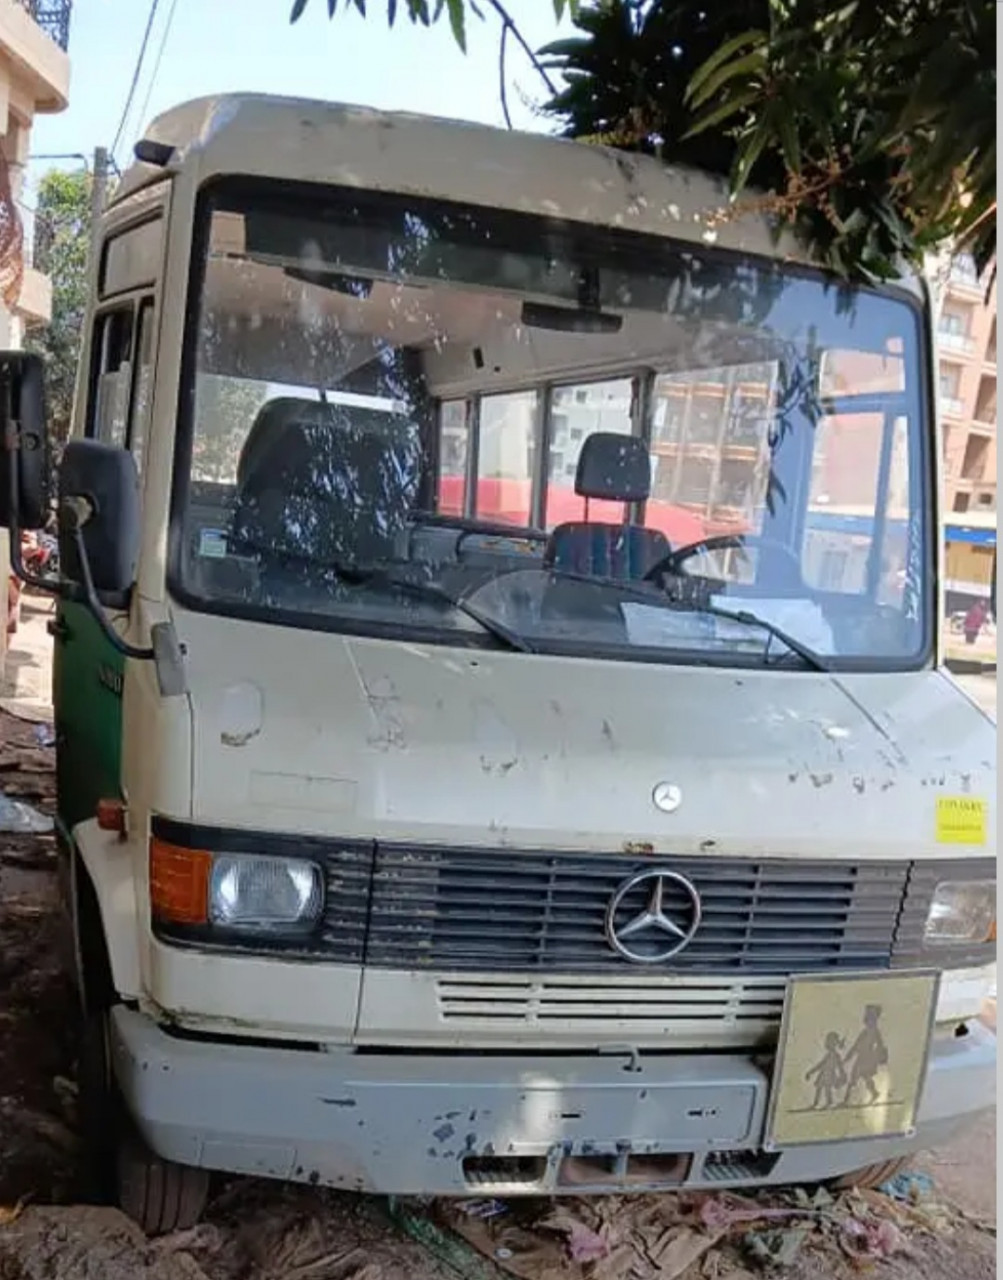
(830, 1155), (911, 1191)
(116, 1126), (211, 1236)
(77, 1008), (209, 1235)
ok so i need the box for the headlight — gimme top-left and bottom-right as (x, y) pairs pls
(925, 880), (996, 945)
(208, 854), (324, 932)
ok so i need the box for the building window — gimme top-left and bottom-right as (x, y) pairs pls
(950, 253), (979, 285)
(953, 492), (971, 513)
(939, 366), (961, 399)
(941, 305), (972, 335)
(961, 435), (990, 481)
(974, 376), (996, 425)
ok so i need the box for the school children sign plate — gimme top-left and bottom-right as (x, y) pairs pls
(765, 971), (940, 1149)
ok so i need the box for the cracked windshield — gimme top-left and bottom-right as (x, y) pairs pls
(179, 186), (927, 667)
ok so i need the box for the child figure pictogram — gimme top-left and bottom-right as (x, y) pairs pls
(804, 1031), (847, 1109)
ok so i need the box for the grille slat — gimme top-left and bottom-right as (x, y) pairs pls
(434, 975), (788, 1027)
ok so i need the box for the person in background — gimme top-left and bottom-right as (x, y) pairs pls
(964, 596), (989, 646)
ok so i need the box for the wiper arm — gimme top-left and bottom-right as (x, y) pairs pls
(335, 565), (534, 655)
(703, 602), (830, 673)
(541, 568), (828, 672)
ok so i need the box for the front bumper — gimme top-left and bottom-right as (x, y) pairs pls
(109, 1007), (995, 1196)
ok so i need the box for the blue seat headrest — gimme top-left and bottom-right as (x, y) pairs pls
(575, 432), (651, 503)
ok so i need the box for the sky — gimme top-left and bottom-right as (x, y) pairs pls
(28, 0), (569, 190)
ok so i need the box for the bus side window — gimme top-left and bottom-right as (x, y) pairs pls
(437, 399), (469, 515)
(88, 307), (135, 447)
(128, 299), (156, 474)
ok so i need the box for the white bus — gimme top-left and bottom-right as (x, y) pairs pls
(0, 95), (994, 1232)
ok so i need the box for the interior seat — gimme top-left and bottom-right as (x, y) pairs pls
(544, 432), (668, 580)
(230, 400), (421, 572)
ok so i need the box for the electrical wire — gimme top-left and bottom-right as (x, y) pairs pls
(134, 0), (181, 147)
(110, 0), (162, 165)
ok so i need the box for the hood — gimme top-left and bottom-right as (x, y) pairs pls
(174, 612), (996, 861)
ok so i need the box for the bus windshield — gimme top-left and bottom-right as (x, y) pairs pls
(174, 181), (930, 670)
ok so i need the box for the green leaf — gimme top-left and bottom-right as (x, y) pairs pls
(538, 34), (594, 57)
(388, 0), (397, 24)
(731, 109), (775, 193)
(290, 0), (311, 21)
(775, 108), (800, 173)
(685, 29), (766, 103)
(444, 0), (466, 49)
(682, 87), (761, 140)
(687, 50), (767, 110)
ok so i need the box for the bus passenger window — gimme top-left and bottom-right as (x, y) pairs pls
(477, 390), (538, 527)
(437, 400), (469, 516)
(545, 378), (633, 528)
(129, 300), (156, 473)
(89, 308), (135, 447)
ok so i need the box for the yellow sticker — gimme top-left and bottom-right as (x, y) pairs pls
(936, 796), (987, 845)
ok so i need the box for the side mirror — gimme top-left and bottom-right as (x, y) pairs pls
(58, 439), (141, 602)
(0, 351), (49, 530)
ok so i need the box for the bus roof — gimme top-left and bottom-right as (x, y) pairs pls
(119, 93), (814, 266)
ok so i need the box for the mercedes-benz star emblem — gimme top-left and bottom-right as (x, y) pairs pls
(652, 782), (682, 813)
(605, 869), (702, 964)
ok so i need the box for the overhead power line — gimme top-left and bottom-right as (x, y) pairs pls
(110, 0), (162, 165)
(134, 0), (182, 149)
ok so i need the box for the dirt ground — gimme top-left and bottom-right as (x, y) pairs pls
(0, 599), (997, 1280)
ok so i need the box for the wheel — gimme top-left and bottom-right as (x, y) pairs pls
(77, 1008), (209, 1234)
(830, 1155), (911, 1191)
(116, 1126), (210, 1236)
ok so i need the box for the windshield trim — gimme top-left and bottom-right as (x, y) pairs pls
(166, 175), (936, 675)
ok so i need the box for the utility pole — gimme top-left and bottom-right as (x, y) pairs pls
(89, 146), (109, 272)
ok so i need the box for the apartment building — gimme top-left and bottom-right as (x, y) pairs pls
(935, 253), (997, 616)
(0, 0), (70, 675)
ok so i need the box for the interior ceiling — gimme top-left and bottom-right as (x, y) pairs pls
(200, 254), (779, 397)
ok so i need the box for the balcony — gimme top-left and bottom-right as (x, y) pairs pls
(938, 330), (976, 356)
(12, 0), (69, 48)
(10, 198), (51, 324)
(0, 0), (70, 113)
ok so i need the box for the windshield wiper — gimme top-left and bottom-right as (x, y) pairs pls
(333, 565), (535, 655)
(541, 568), (829, 673)
(701, 602), (830, 673)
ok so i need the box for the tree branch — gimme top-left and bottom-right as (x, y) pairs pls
(480, 0), (557, 95)
(498, 21), (513, 129)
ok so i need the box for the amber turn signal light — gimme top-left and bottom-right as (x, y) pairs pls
(96, 798), (127, 834)
(150, 839), (211, 926)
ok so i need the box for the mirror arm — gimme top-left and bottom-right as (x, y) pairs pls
(61, 499), (155, 661)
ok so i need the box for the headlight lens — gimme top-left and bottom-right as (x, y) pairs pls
(208, 854), (323, 932)
(925, 880), (996, 944)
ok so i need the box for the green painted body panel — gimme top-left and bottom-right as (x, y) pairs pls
(52, 599), (125, 833)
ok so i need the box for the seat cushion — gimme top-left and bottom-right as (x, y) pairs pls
(546, 522), (669, 580)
